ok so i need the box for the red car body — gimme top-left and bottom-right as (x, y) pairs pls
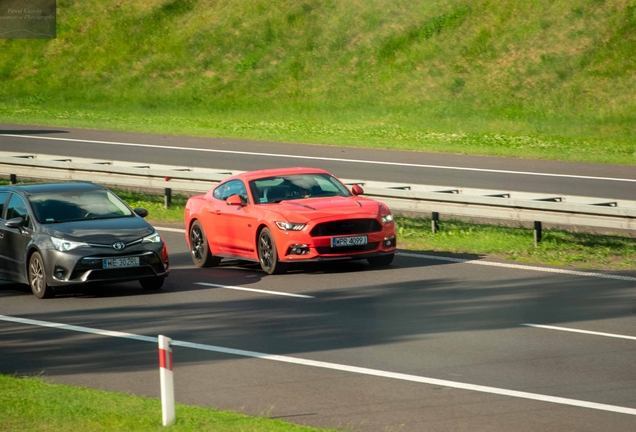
(184, 167), (396, 274)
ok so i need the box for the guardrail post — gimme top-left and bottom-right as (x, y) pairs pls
(10, 174), (17, 185)
(432, 212), (440, 233)
(164, 188), (172, 209)
(158, 335), (175, 426)
(534, 221), (542, 247)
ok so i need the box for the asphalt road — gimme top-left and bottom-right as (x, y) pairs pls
(1, 123), (635, 200)
(1, 124), (635, 430)
(1, 227), (635, 431)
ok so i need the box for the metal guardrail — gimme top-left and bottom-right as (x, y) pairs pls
(1, 152), (635, 232)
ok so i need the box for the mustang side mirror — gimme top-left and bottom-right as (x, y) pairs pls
(226, 194), (243, 206)
(351, 184), (364, 196)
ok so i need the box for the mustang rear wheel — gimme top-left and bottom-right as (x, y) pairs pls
(367, 253), (394, 267)
(189, 220), (220, 268)
(258, 227), (286, 275)
(29, 252), (53, 299)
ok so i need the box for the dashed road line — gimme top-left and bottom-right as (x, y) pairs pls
(194, 282), (314, 298)
(522, 323), (636, 341)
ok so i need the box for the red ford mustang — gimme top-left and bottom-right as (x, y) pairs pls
(184, 167), (397, 274)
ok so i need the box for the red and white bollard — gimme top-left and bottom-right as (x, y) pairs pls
(158, 335), (175, 426)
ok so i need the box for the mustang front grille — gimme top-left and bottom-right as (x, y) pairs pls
(310, 219), (382, 237)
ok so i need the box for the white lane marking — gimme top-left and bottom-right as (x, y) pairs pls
(1, 314), (635, 416)
(522, 323), (636, 341)
(0, 315), (157, 342)
(195, 282), (314, 298)
(397, 252), (636, 282)
(2, 133), (634, 183)
(155, 226), (186, 233)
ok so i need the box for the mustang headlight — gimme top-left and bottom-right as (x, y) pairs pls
(275, 222), (306, 231)
(51, 237), (89, 252)
(379, 204), (394, 224)
(142, 231), (162, 243)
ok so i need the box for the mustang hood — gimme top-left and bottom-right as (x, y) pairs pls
(270, 197), (381, 222)
(44, 217), (155, 243)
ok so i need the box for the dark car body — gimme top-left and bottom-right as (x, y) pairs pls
(0, 182), (169, 298)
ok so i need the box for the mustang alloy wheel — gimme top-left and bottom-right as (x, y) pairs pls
(258, 227), (286, 275)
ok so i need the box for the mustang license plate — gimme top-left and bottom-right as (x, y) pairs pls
(331, 235), (368, 247)
(103, 257), (140, 269)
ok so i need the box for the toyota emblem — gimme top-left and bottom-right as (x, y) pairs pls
(113, 242), (126, 250)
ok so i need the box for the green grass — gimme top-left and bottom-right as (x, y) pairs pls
(0, 0), (635, 164)
(0, 374), (336, 432)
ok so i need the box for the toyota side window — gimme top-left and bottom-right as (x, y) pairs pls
(6, 194), (32, 229)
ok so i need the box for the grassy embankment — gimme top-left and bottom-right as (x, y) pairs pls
(0, 0), (634, 164)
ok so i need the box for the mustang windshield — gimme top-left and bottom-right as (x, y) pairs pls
(30, 189), (134, 223)
(249, 174), (352, 204)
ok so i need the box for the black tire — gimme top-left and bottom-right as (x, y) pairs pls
(367, 253), (394, 267)
(29, 252), (53, 299)
(189, 220), (220, 268)
(140, 276), (165, 290)
(257, 227), (286, 275)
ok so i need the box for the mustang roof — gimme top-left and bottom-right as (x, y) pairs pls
(228, 167), (332, 182)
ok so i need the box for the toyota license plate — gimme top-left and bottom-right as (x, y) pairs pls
(331, 235), (368, 247)
(103, 257), (140, 269)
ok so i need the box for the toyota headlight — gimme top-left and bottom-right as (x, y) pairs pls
(142, 231), (162, 243)
(51, 237), (89, 252)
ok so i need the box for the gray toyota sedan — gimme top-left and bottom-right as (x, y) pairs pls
(0, 182), (169, 298)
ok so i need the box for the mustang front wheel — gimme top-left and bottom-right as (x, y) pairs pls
(258, 227), (286, 275)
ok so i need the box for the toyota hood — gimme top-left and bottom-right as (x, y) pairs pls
(43, 217), (155, 243)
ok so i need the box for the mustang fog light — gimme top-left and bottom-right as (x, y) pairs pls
(383, 236), (396, 247)
(287, 244), (309, 255)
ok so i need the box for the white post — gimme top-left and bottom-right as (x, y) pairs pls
(158, 335), (175, 426)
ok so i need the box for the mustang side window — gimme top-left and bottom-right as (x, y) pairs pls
(213, 180), (249, 204)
